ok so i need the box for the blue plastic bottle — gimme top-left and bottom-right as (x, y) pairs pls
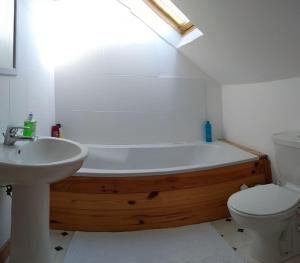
(204, 121), (212, 142)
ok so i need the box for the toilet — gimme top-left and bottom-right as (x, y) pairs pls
(227, 131), (300, 263)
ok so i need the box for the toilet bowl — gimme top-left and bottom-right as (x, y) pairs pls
(227, 131), (300, 263)
(228, 184), (299, 263)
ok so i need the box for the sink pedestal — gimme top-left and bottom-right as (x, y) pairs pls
(10, 184), (50, 263)
(0, 137), (88, 262)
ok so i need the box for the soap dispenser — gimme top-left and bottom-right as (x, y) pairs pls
(23, 112), (37, 137)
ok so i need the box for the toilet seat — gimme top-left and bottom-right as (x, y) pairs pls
(228, 184), (300, 217)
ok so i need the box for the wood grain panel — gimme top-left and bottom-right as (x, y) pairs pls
(0, 240), (10, 263)
(51, 160), (266, 194)
(50, 155), (271, 231)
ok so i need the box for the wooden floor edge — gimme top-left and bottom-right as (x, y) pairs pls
(0, 240), (10, 263)
(220, 139), (268, 159)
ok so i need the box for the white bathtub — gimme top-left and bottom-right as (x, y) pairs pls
(77, 141), (258, 177)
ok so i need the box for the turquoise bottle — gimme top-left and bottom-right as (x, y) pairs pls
(204, 121), (212, 142)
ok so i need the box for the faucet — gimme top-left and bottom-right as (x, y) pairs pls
(2, 126), (36, 146)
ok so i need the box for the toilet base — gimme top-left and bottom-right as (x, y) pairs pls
(228, 203), (300, 263)
(250, 230), (282, 263)
(248, 214), (300, 263)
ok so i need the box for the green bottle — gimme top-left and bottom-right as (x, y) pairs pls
(23, 113), (37, 137)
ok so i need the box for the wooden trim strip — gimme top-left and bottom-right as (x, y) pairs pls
(0, 240), (10, 263)
(222, 139), (273, 183)
(143, 0), (194, 35)
(221, 139), (267, 158)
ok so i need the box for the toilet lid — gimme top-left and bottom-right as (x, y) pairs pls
(228, 184), (300, 216)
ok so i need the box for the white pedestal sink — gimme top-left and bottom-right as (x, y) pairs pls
(0, 137), (88, 263)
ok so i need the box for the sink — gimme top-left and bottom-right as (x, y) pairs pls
(0, 137), (88, 263)
(0, 137), (88, 184)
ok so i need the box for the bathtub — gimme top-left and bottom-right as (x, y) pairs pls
(51, 140), (271, 232)
(77, 141), (258, 177)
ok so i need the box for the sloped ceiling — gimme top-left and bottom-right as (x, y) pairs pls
(172, 0), (300, 85)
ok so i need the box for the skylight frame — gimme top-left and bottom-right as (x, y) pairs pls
(143, 0), (195, 35)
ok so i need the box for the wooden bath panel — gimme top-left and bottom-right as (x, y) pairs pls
(0, 240), (10, 263)
(50, 143), (272, 232)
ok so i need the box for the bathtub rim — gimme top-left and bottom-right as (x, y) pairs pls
(77, 140), (259, 177)
(83, 140), (232, 149)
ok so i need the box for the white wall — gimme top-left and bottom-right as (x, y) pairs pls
(55, 1), (222, 144)
(222, 77), (300, 181)
(173, 0), (300, 85)
(0, 0), (55, 247)
(205, 75), (223, 142)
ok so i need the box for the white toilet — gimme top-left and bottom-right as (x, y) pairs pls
(227, 131), (300, 263)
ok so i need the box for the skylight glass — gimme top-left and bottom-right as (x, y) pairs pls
(144, 0), (195, 35)
(154, 0), (190, 25)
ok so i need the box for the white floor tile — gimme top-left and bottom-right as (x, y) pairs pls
(50, 230), (74, 263)
(7, 220), (300, 263)
(64, 223), (245, 263)
(211, 218), (300, 263)
(235, 245), (261, 263)
(211, 218), (239, 236)
(211, 218), (252, 248)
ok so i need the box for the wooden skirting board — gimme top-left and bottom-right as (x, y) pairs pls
(0, 240), (10, 263)
(50, 141), (272, 232)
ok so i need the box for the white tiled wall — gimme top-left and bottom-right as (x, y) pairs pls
(55, 1), (222, 144)
(0, 0), (55, 247)
(222, 76), (300, 181)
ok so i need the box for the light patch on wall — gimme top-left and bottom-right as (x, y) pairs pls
(53, 0), (157, 67)
(30, 1), (55, 72)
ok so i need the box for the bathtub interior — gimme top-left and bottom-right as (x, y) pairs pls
(80, 141), (258, 172)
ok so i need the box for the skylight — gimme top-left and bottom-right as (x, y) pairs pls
(143, 0), (195, 35)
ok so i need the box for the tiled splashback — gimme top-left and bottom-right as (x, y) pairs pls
(56, 74), (206, 144)
(0, 0), (55, 139)
(55, 1), (220, 144)
(0, 68), (54, 140)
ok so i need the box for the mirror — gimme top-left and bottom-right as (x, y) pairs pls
(0, 0), (16, 76)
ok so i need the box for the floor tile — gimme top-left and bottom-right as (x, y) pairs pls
(63, 224), (244, 263)
(50, 230), (74, 263)
(235, 245), (261, 263)
(211, 218), (300, 263)
(8, 220), (300, 263)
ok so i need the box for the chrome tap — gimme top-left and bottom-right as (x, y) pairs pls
(2, 126), (36, 146)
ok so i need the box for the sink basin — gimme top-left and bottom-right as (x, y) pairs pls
(0, 137), (88, 263)
(0, 137), (88, 184)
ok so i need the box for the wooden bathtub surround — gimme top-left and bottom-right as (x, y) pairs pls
(50, 142), (272, 232)
(0, 240), (10, 263)
(222, 139), (272, 181)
